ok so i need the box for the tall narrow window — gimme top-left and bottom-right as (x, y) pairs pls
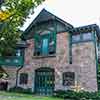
(19, 73), (28, 85)
(49, 33), (56, 54)
(42, 38), (48, 55)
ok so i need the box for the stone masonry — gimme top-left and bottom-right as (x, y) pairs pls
(3, 32), (97, 92)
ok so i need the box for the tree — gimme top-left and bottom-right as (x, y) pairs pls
(0, 0), (45, 56)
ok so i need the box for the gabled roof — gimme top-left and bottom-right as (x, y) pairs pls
(22, 9), (73, 39)
(30, 9), (73, 26)
(69, 24), (100, 39)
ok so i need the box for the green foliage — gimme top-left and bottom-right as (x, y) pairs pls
(97, 64), (100, 90)
(53, 90), (100, 100)
(0, 73), (3, 78)
(0, 0), (45, 56)
(9, 86), (34, 94)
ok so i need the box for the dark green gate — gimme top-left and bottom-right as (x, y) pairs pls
(35, 67), (54, 95)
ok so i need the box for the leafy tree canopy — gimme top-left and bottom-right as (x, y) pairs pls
(0, 0), (45, 56)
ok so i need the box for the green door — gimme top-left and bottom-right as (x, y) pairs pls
(35, 68), (54, 95)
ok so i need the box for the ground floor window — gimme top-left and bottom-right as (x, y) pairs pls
(19, 73), (28, 85)
(63, 72), (75, 86)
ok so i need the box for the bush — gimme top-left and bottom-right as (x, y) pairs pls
(53, 90), (100, 100)
(9, 86), (34, 94)
(53, 90), (66, 98)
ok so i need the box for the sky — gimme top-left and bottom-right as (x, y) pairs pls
(21, 0), (100, 30)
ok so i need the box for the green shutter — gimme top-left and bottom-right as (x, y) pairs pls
(34, 34), (41, 56)
(53, 32), (56, 52)
(49, 32), (56, 54)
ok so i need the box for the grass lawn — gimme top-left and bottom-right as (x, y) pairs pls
(0, 91), (63, 100)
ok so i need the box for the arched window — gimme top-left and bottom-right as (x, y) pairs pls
(63, 72), (75, 86)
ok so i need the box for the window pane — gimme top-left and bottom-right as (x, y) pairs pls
(34, 32), (56, 56)
(49, 41), (55, 54)
(16, 49), (21, 56)
(72, 34), (80, 42)
(63, 72), (75, 86)
(42, 38), (48, 55)
(83, 32), (92, 40)
(19, 73), (28, 85)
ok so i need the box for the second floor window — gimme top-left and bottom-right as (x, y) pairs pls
(82, 32), (92, 41)
(72, 34), (81, 43)
(34, 32), (56, 56)
(72, 32), (93, 43)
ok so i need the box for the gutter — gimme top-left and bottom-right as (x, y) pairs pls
(15, 66), (24, 88)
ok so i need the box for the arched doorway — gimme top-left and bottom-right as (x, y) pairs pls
(35, 67), (54, 95)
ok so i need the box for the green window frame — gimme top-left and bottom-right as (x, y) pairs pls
(72, 32), (93, 43)
(34, 32), (56, 56)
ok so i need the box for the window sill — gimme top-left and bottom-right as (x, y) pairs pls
(32, 54), (56, 59)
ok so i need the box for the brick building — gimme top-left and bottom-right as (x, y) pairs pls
(0, 9), (100, 95)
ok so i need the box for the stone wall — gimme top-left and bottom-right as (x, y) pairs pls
(72, 42), (97, 91)
(18, 32), (73, 91)
(2, 67), (18, 90)
(4, 32), (97, 92)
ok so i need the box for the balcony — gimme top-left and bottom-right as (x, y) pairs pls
(0, 56), (24, 66)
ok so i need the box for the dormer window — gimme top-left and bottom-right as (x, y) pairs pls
(34, 32), (56, 56)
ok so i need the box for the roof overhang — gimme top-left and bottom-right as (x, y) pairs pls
(69, 24), (100, 39)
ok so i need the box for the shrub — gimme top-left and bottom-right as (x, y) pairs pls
(9, 86), (34, 94)
(53, 90), (100, 100)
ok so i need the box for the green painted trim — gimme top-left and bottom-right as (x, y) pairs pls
(72, 39), (93, 44)
(71, 32), (94, 44)
(34, 67), (55, 95)
(53, 19), (57, 54)
(33, 32), (56, 56)
(0, 48), (25, 67)
(0, 56), (24, 66)
(93, 31), (99, 91)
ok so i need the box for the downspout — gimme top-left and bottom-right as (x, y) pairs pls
(93, 30), (98, 91)
(15, 47), (25, 88)
(15, 66), (24, 88)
